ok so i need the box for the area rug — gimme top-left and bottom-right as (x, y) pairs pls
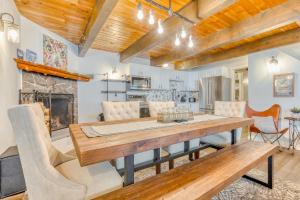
(134, 155), (300, 200)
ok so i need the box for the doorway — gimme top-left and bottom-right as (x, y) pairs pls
(234, 68), (248, 101)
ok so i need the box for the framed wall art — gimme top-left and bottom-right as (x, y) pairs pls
(25, 49), (37, 63)
(273, 73), (295, 97)
(43, 35), (67, 70)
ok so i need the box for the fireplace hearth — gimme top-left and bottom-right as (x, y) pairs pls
(19, 90), (74, 133)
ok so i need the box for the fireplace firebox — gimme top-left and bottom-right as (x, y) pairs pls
(19, 90), (74, 133)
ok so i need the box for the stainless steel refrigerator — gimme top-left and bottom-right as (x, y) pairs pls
(199, 76), (231, 113)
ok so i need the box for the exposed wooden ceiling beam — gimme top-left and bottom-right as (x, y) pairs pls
(197, 0), (236, 19)
(175, 27), (300, 69)
(120, 0), (237, 63)
(78, 0), (119, 57)
(151, 0), (300, 66)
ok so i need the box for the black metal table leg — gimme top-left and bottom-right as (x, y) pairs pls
(243, 155), (273, 189)
(184, 141), (193, 161)
(154, 148), (161, 174)
(124, 154), (134, 186)
(231, 129), (237, 145)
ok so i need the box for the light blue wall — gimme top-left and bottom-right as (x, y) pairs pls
(248, 49), (300, 115)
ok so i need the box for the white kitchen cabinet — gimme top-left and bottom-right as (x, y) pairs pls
(150, 68), (170, 90)
(188, 72), (199, 91)
(150, 67), (161, 89)
(130, 64), (151, 77)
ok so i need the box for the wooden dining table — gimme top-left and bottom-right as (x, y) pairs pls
(69, 116), (253, 186)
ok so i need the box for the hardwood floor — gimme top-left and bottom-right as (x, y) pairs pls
(257, 149), (300, 185)
(4, 146), (300, 200)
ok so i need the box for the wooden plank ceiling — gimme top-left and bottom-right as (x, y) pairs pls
(14, 0), (96, 44)
(147, 0), (289, 58)
(15, 0), (299, 69)
(92, 0), (190, 53)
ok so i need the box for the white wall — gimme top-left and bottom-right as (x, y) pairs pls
(248, 49), (300, 114)
(17, 15), (151, 123)
(77, 49), (131, 122)
(0, 0), (21, 154)
(20, 17), (80, 70)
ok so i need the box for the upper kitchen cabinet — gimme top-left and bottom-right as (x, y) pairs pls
(130, 64), (151, 77)
(150, 68), (170, 90)
(187, 72), (199, 91)
(170, 70), (184, 81)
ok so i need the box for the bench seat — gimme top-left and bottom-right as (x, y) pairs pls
(95, 142), (277, 200)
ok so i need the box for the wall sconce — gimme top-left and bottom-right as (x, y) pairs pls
(268, 56), (280, 74)
(112, 66), (117, 74)
(0, 13), (20, 43)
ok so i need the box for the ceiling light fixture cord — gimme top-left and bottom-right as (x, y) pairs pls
(144, 0), (195, 25)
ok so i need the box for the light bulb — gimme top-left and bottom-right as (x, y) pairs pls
(162, 63), (168, 68)
(175, 34), (181, 46)
(157, 19), (163, 34)
(180, 26), (187, 39)
(268, 56), (280, 74)
(188, 35), (194, 48)
(148, 9), (155, 25)
(137, 2), (144, 20)
(7, 25), (20, 44)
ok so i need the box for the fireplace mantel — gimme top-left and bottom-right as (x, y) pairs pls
(14, 59), (90, 82)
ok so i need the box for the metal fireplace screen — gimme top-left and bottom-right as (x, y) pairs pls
(19, 90), (74, 133)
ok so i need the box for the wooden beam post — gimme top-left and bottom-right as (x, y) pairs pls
(151, 0), (300, 66)
(175, 27), (300, 69)
(78, 0), (119, 57)
(120, 0), (237, 63)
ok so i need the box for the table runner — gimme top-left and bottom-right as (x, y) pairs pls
(81, 114), (226, 138)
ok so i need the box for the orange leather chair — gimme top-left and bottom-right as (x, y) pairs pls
(246, 104), (288, 145)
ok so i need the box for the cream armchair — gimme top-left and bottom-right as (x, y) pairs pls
(200, 101), (246, 145)
(8, 104), (123, 200)
(102, 101), (140, 121)
(102, 101), (156, 171)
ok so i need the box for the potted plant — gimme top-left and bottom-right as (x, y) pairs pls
(290, 107), (300, 118)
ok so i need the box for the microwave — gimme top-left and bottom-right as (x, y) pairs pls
(128, 76), (151, 90)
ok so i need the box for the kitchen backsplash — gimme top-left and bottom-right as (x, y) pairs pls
(146, 90), (199, 103)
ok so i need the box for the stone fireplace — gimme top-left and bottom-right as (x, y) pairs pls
(21, 71), (78, 132)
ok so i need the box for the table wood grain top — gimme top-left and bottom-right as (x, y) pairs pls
(69, 116), (254, 167)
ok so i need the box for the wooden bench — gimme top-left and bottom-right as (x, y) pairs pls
(95, 142), (277, 200)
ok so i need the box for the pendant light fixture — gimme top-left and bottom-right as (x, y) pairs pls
(157, 19), (163, 34)
(136, 1), (198, 49)
(148, 9), (155, 25)
(137, 2), (144, 20)
(175, 34), (181, 46)
(180, 26), (187, 39)
(188, 35), (194, 48)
